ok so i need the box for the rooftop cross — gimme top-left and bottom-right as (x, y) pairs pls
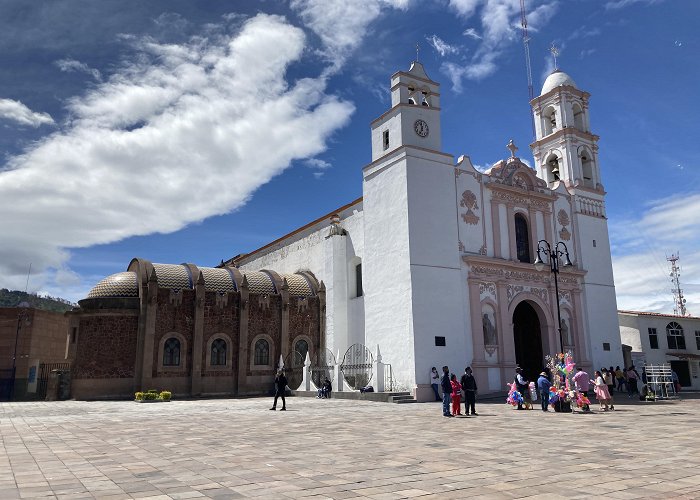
(550, 43), (560, 70)
(507, 139), (518, 158)
(415, 42), (420, 62)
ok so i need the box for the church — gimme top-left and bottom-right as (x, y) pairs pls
(70, 60), (622, 401)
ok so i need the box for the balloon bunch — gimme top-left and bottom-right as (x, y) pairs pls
(548, 386), (568, 404)
(506, 382), (523, 406)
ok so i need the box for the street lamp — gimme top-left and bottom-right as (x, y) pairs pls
(11, 302), (30, 401)
(534, 240), (573, 354)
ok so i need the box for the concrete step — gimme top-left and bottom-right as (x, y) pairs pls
(292, 390), (413, 403)
(391, 394), (417, 404)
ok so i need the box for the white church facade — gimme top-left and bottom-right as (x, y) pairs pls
(227, 61), (623, 401)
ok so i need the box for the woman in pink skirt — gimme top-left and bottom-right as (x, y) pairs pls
(592, 370), (611, 411)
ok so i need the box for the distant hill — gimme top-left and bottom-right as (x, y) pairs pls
(0, 289), (76, 313)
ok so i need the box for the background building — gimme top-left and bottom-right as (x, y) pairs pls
(68, 259), (322, 399)
(619, 310), (700, 389)
(0, 306), (70, 400)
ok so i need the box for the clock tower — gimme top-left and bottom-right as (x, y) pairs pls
(363, 61), (467, 394)
(370, 61), (442, 161)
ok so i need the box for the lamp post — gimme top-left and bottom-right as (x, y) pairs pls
(11, 302), (30, 401)
(533, 240), (573, 354)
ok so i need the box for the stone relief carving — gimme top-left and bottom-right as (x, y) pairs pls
(491, 190), (549, 209)
(469, 264), (580, 288)
(479, 244), (487, 256)
(557, 209), (570, 226)
(513, 174), (529, 191)
(507, 284), (550, 304)
(460, 190), (480, 225)
(479, 282), (496, 301)
(558, 290), (572, 305)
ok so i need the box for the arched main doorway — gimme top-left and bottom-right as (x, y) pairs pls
(513, 301), (544, 383)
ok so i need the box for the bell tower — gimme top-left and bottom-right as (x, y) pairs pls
(363, 60), (466, 400)
(530, 68), (622, 371)
(370, 61), (441, 161)
(531, 69), (600, 191)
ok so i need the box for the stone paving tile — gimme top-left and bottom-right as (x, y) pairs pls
(2, 396), (700, 499)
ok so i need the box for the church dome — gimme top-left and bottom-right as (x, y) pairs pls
(541, 70), (577, 95)
(86, 272), (138, 299)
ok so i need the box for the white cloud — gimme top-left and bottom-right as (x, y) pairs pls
(0, 14), (354, 296)
(304, 158), (331, 169)
(55, 58), (102, 81)
(0, 98), (55, 127)
(290, 0), (409, 71)
(442, 1), (559, 90)
(611, 193), (700, 314)
(463, 28), (482, 40)
(450, 0), (481, 18)
(426, 35), (460, 57)
(605, 0), (662, 10)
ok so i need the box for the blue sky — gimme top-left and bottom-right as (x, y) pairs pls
(0, 0), (698, 314)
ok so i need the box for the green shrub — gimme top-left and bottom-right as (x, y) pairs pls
(135, 392), (144, 401)
(143, 392), (158, 400)
(147, 389), (159, 394)
(160, 391), (172, 401)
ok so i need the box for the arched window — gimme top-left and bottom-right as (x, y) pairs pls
(210, 338), (227, 366)
(545, 154), (561, 185)
(573, 103), (585, 131)
(514, 214), (531, 263)
(163, 337), (181, 366)
(254, 339), (270, 366)
(295, 339), (309, 361)
(666, 322), (686, 350)
(581, 149), (594, 188)
(543, 106), (557, 135)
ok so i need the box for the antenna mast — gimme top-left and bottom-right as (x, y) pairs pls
(520, 0), (535, 139)
(668, 253), (688, 316)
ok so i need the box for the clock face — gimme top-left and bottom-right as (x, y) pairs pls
(414, 119), (429, 138)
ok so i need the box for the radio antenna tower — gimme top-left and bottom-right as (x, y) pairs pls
(520, 0), (535, 140)
(668, 253), (688, 316)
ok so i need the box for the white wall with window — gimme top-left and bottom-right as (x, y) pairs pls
(619, 310), (700, 390)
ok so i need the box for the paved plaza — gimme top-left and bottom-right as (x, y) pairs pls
(1, 396), (699, 500)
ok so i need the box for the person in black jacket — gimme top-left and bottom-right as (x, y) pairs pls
(440, 366), (452, 417)
(460, 366), (478, 416)
(270, 370), (288, 411)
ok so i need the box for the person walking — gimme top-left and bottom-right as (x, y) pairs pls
(626, 365), (640, 397)
(514, 367), (528, 410)
(592, 370), (611, 411)
(572, 367), (591, 411)
(603, 368), (615, 410)
(460, 367), (478, 416)
(440, 366), (453, 417)
(270, 369), (288, 411)
(450, 374), (462, 416)
(430, 367), (441, 401)
(537, 372), (552, 412)
(615, 366), (626, 392)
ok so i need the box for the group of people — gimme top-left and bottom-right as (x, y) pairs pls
(431, 366), (478, 417)
(518, 366), (618, 412)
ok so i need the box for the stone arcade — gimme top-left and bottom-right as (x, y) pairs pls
(71, 61), (622, 400)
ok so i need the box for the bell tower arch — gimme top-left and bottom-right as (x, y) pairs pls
(370, 61), (441, 161)
(530, 69), (600, 191)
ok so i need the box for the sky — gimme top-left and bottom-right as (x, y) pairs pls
(0, 0), (698, 315)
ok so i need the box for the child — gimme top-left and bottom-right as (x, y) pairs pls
(450, 373), (462, 416)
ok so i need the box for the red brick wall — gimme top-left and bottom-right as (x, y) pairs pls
(288, 297), (321, 358)
(201, 292), (240, 377)
(153, 289), (195, 377)
(72, 314), (138, 379)
(247, 294), (282, 376)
